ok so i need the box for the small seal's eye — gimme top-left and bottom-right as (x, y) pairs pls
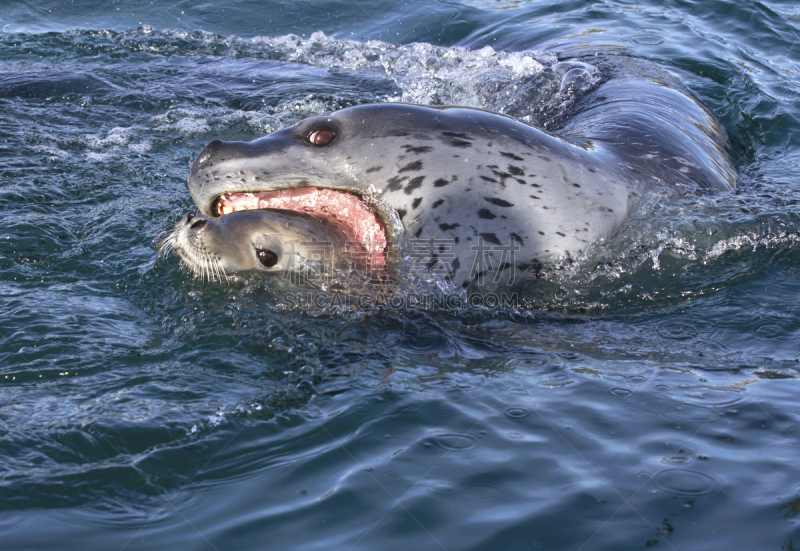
(256, 248), (279, 268)
(308, 129), (334, 146)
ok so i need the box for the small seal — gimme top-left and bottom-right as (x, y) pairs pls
(183, 77), (736, 289)
(164, 209), (368, 282)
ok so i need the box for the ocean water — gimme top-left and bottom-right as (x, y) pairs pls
(1, 0), (800, 549)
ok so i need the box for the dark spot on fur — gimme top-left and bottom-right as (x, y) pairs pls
(510, 232), (524, 245)
(403, 145), (433, 154)
(365, 166), (383, 173)
(432, 199), (444, 208)
(440, 223), (460, 231)
(412, 197), (422, 209)
(433, 178), (449, 187)
(397, 208), (407, 220)
(441, 132), (474, 148)
(451, 257), (460, 272)
(442, 131), (473, 140)
(500, 152), (524, 161)
(485, 197), (514, 207)
(516, 179), (527, 185)
(508, 165), (524, 176)
(414, 227), (423, 238)
(529, 195), (540, 200)
(387, 175), (407, 191)
(480, 175), (498, 183)
(404, 176), (425, 195)
(399, 160), (423, 173)
(572, 183), (581, 188)
(556, 231), (566, 237)
(480, 232), (502, 246)
(477, 208), (496, 220)
(538, 231), (545, 236)
(588, 168), (596, 173)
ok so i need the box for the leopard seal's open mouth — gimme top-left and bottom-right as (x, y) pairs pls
(213, 187), (388, 269)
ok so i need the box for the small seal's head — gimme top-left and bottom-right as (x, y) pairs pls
(163, 209), (367, 283)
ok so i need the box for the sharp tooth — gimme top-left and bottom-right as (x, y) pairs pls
(221, 206), (233, 215)
(244, 193), (255, 198)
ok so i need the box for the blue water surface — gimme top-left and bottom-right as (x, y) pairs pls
(1, 0), (800, 549)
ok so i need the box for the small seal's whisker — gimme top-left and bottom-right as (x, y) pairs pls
(157, 233), (176, 259)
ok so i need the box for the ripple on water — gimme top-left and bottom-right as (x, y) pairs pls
(504, 406), (531, 419)
(608, 387), (635, 398)
(657, 320), (699, 341)
(427, 480), (461, 495)
(756, 324), (785, 339)
(602, 367), (655, 385)
(680, 386), (748, 408)
(195, 11), (230, 25)
(432, 433), (479, 451)
(631, 28), (666, 45)
(663, 446), (698, 466)
(651, 468), (722, 497)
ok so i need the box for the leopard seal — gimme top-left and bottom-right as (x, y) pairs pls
(185, 76), (736, 290)
(164, 209), (367, 282)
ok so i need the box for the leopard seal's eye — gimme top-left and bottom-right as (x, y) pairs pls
(308, 129), (334, 146)
(256, 248), (279, 268)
